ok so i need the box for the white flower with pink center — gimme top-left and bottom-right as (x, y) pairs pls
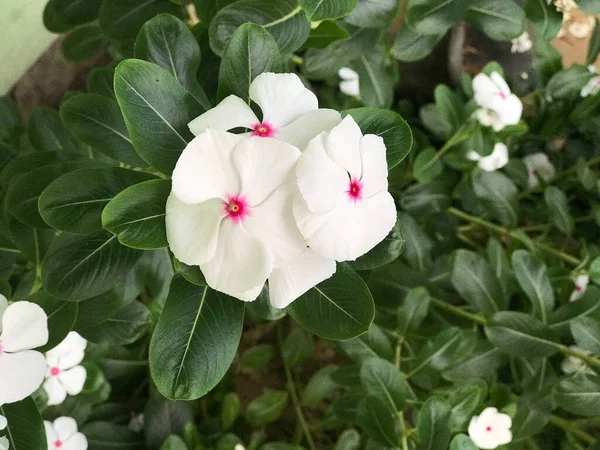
(44, 417), (87, 450)
(293, 116), (397, 262)
(188, 73), (341, 151)
(468, 143), (509, 172)
(473, 72), (522, 131)
(523, 153), (555, 189)
(468, 407), (512, 449)
(166, 130), (335, 306)
(0, 295), (48, 405)
(569, 274), (589, 302)
(43, 332), (87, 406)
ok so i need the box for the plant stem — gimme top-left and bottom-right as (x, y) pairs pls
(550, 414), (596, 445)
(558, 344), (600, 369)
(394, 329), (410, 450)
(430, 297), (487, 325)
(277, 325), (316, 450)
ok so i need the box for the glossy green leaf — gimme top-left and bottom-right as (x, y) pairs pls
(443, 341), (506, 381)
(466, 0), (526, 40)
(397, 212), (432, 272)
(411, 327), (467, 376)
(87, 67), (116, 99)
(349, 217), (404, 271)
(77, 363), (111, 404)
(27, 108), (80, 154)
(0, 97), (23, 145)
(360, 358), (406, 411)
(554, 374), (600, 416)
(283, 328), (314, 368)
(144, 395), (193, 450)
(300, 0), (357, 20)
(304, 20), (350, 48)
(416, 397), (452, 450)
(449, 434), (478, 450)
(99, 0), (183, 39)
(571, 317), (600, 354)
(524, 0), (562, 41)
(550, 286), (600, 333)
(511, 250), (555, 323)
(352, 53), (394, 108)
(338, 323), (394, 363)
(448, 382), (486, 432)
(544, 186), (574, 235)
(357, 396), (399, 447)
(547, 65), (594, 99)
(85, 300), (152, 345)
(44, 0), (102, 31)
(391, 27), (443, 62)
(407, 0), (469, 35)
(6, 215), (55, 266)
(82, 421), (145, 449)
(245, 391), (289, 427)
(241, 344), (276, 370)
(346, 0), (397, 27)
(221, 392), (241, 430)
(398, 286), (430, 333)
(28, 289), (78, 352)
(414, 147), (444, 183)
(435, 84), (465, 131)
(0, 398), (47, 450)
(473, 169), (519, 227)
(62, 25), (107, 61)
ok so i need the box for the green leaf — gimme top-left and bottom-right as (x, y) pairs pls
(486, 238), (515, 296)
(241, 344), (276, 370)
(398, 212), (433, 272)
(85, 300), (152, 345)
(411, 327), (468, 376)
(77, 363), (111, 404)
(0, 151), (62, 191)
(27, 108), (80, 154)
(547, 65), (594, 99)
(87, 67), (116, 99)
(591, 258), (600, 284)
(466, 0), (526, 40)
(357, 396), (399, 447)
(0, 97), (23, 145)
(217, 23), (283, 102)
(44, 0), (103, 31)
(62, 25), (107, 61)
(569, 90), (600, 125)
(435, 84), (465, 131)
(41, 231), (142, 301)
(304, 20), (350, 49)
(221, 392), (242, 430)
(173, 259), (206, 286)
(39, 167), (155, 234)
(6, 216), (55, 267)
(450, 249), (505, 314)
(472, 169), (519, 227)
(135, 14), (211, 110)
(554, 374), (600, 416)
(360, 358), (406, 411)
(348, 217), (404, 271)
(74, 288), (133, 334)
(544, 186), (573, 235)
(60, 93), (146, 166)
(400, 181), (451, 215)
(416, 397), (452, 450)
(288, 263), (374, 340)
(301, 365), (339, 406)
(160, 436), (187, 450)
(571, 317), (600, 354)
(283, 328), (314, 368)
(245, 391), (289, 427)
(338, 323), (394, 363)
(99, 0), (184, 39)
(102, 179), (171, 250)
(550, 286), (600, 333)
(352, 53), (394, 109)
(209, 0), (311, 56)
(524, 0), (562, 41)
(419, 103), (452, 140)
(149, 276), (245, 400)
(391, 27), (444, 62)
(414, 147), (444, 183)
(578, 0), (600, 14)
(449, 434), (478, 450)
(144, 395), (193, 450)
(407, 0), (469, 35)
(333, 429), (361, 450)
(300, 0), (357, 20)
(82, 421), (145, 449)
(398, 286), (430, 333)
(345, 0), (397, 28)
(114, 59), (202, 174)
(443, 341), (506, 381)
(28, 289), (78, 352)
(0, 398), (47, 450)
(448, 382), (486, 432)
(511, 250), (555, 323)
(485, 311), (559, 357)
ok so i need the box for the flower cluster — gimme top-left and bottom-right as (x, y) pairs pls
(166, 73), (396, 307)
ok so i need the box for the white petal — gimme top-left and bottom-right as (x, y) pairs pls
(249, 73), (318, 128)
(492, 429), (512, 446)
(496, 95), (522, 125)
(166, 195), (223, 266)
(43, 376), (67, 406)
(45, 421), (58, 447)
(0, 414), (7, 430)
(53, 417), (78, 441)
(233, 137), (300, 206)
(275, 109), (342, 150)
(0, 436), (8, 450)
(326, 116), (363, 179)
(478, 143), (509, 172)
(200, 220), (273, 299)
(340, 80), (360, 97)
(188, 95), (258, 135)
(490, 72), (511, 96)
(473, 73), (498, 108)
(338, 67), (359, 80)
(1, 302), (48, 352)
(467, 150), (482, 161)
(0, 294), (7, 334)
(64, 433), (88, 450)
(295, 191), (397, 262)
(0, 351), (46, 404)
(561, 355), (584, 373)
(296, 133), (348, 215)
(476, 108), (495, 128)
(171, 130), (243, 205)
(234, 283), (266, 303)
(58, 366), (86, 396)
(359, 134), (388, 197)
(269, 249), (336, 309)
(46, 332), (86, 371)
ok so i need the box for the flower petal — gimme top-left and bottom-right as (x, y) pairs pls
(188, 95), (258, 135)
(249, 73), (318, 128)
(473, 73), (498, 107)
(58, 366), (86, 396)
(166, 195), (224, 266)
(478, 143), (508, 172)
(340, 80), (360, 97)
(43, 376), (67, 406)
(0, 350), (46, 404)
(1, 302), (48, 352)
(46, 332), (87, 371)
(64, 433), (88, 450)
(233, 137), (300, 206)
(275, 109), (342, 150)
(359, 134), (388, 197)
(0, 436), (8, 450)
(233, 284), (265, 303)
(496, 95), (522, 125)
(326, 116), (363, 179)
(268, 249), (336, 309)
(53, 417), (78, 441)
(45, 421), (58, 447)
(200, 220), (273, 299)
(338, 67), (359, 81)
(171, 130), (243, 204)
(296, 133), (348, 215)
(490, 72), (510, 95)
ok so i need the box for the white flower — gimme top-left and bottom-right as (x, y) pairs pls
(294, 116), (397, 262)
(0, 295), (48, 405)
(511, 32), (532, 54)
(468, 143), (509, 172)
(473, 72), (522, 131)
(128, 413), (144, 432)
(561, 345), (595, 374)
(0, 415), (5, 430)
(43, 332), (87, 406)
(0, 437), (7, 450)
(187, 72), (341, 151)
(523, 153), (555, 189)
(44, 417), (87, 450)
(234, 445), (245, 450)
(338, 67), (360, 97)
(568, 22), (592, 39)
(581, 76), (600, 97)
(569, 275), (589, 302)
(468, 407), (512, 449)
(167, 130), (335, 306)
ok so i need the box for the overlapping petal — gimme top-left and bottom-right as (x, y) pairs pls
(188, 95), (258, 136)
(0, 351), (47, 404)
(1, 302), (48, 353)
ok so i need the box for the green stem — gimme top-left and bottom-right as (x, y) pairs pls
(558, 344), (600, 370)
(550, 414), (596, 445)
(277, 326), (317, 450)
(430, 297), (487, 325)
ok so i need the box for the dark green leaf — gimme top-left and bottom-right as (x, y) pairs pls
(221, 392), (241, 430)
(473, 169), (519, 227)
(554, 374), (600, 416)
(435, 84), (465, 131)
(87, 67), (116, 99)
(360, 358), (406, 411)
(407, 0), (469, 35)
(99, 0), (184, 39)
(352, 53), (394, 108)
(283, 328), (314, 368)
(0, 96), (23, 144)
(349, 217), (404, 271)
(547, 65), (594, 99)
(27, 108), (80, 154)
(391, 27), (444, 62)
(345, 0), (397, 28)
(62, 25), (107, 61)
(443, 341), (506, 381)
(304, 20), (350, 49)
(301, 365), (339, 406)
(241, 344), (275, 370)
(300, 0), (357, 20)
(28, 289), (78, 352)
(511, 250), (555, 323)
(338, 323), (394, 363)
(414, 147), (444, 183)
(398, 286), (430, 333)
(0, 398), (47, 450)
(397, 212), (433, 272)
(449, 434), (478, 450)
(85, 300), (152, 345)
(44, 0), (103, 31)
(466, 0), (526, 40)
(245, 391), (289, 427)
(544, 186), (573, 235)
(524, 0), (562, 41)
(82, 421), (145, 450)
(411, 327), (467, 376)
(400, 181), (451, 215)
(416, 397), (452, 450)
(357, 396), (399, 447)
(571, 317), (600, 354)
(144, 395), (193, 450)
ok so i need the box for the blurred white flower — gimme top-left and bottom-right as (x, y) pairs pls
(188, 72), (341, 151)
(569, 275), (589, 302)
(338, 67), (360, 97)
(43, 332), (87, 406)
(468, 407), (512, 449)
(128, 413), (144, 432)
(473, 72), (522, 131)
(511, 32), (532, 54)
(234, 445), (245, 450)
(0, 415), (5, 430)
(294, 116), (396, 261)
(44, 417), (87, 450)
(561, 345), (595, 374)
(523, 153), (555, 189)
(0, 295), (48, 405)
(581, 76), (600, 97)
(569, 22), (592, 38)
(0, 437), (7, 450)
(468, 143), (509, 172)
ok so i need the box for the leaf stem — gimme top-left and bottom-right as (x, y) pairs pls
(558, 344), (600, 369)
(549, 414), (596, 445)
(430, 297), (487, 325)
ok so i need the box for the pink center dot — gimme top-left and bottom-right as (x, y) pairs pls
(347, 179), (363, 202)
(485, 426), (492, 432)
(50, 367), (61, 376)
(576, 285), (583, 292)
(530, 170), (538, 176)
(0, 340), (4, 356)
(498, 91), (508, 100)
(251, 121), (275, 138)
(54, 440), (63, 448)
(224, 195), (249, 224)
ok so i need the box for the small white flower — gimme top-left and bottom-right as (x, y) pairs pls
(294, 116), (397, 262)
(0, 415), (6, 430)
(468, 407), (512, 449)
(581, 76), (600, 97)
(0, 437), (7, 450)
(511, 32), (532, 54)
(188, 72), (341, 151)
(43, 332), (87, 406)
(523, 153), (555, 189)
(0, 295), (49, 405)
(44, 417), (87, 450)
(468, 143), (509, 172)
(234, 445), (245, 450)
(473, 72), (522, 131)
(338, 67), (360, 98)
(561, 346), (595, 374)
(128, 413), (144, 432)
(568, 22), (592, 39)
(569, 275), (589, 302)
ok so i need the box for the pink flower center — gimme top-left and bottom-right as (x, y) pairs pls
(223, 195), (250, 224)
(576, 285), (583, 292)
(486, 426), (493, 432)
(595, 78), (600, 85)
(54, 440), (63, 448)
(251, 121), (275, 138)
(347, 179), (363, 202)
(498, 91), (508, 100)
(530, 169), (538, 176)
(0, 339), (4, 356)
(50, 366), (61, 377)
